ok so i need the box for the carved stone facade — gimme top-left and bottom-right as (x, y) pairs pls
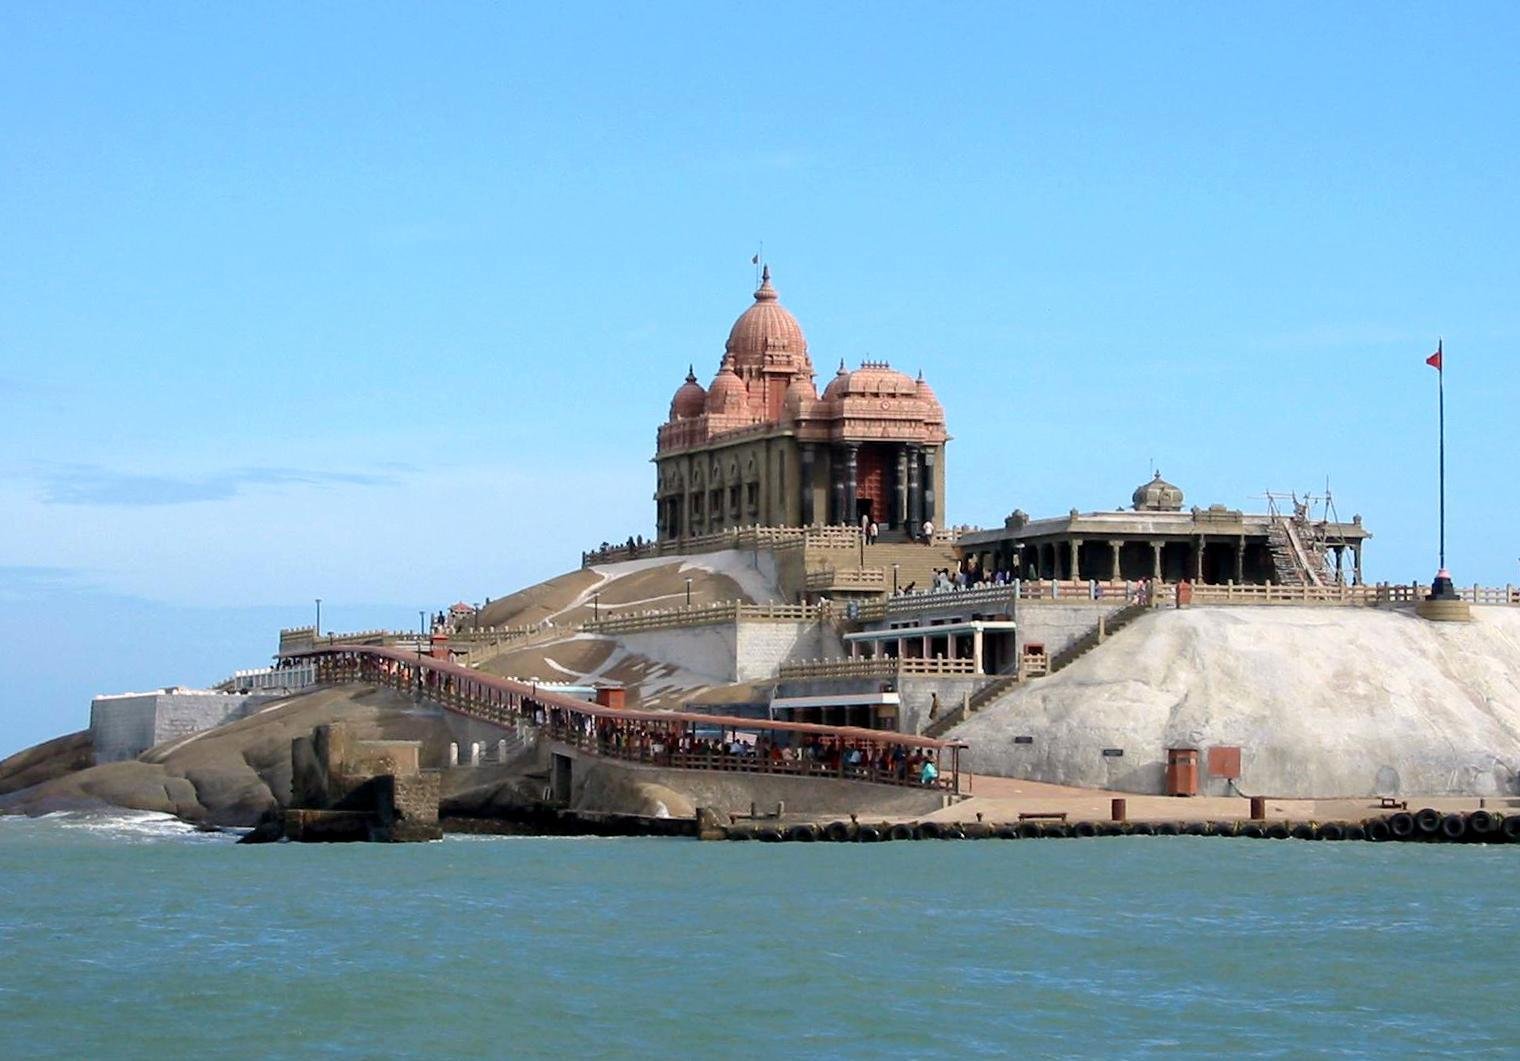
(655, 268), (949, 541)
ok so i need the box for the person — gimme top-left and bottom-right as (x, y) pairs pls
(867, 520), (879, 544)
(920, 752), (939, 786)
(922, 519), (934, 542)
(928, 692), (941, 722)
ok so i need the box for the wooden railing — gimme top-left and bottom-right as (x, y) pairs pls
(288, 644), (962, 793)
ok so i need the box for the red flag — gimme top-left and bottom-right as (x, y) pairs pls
(1426, 340), (1443, 371)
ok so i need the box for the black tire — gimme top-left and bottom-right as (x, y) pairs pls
(1365, 818), (1392, 842)
(1343, 823), (1367, 841)
(1414, 807), (1442, 834)
(725, 826), (755, 841)
(823, 821), (853, 842)
(1503, 816), (1520, 842)
(940, 824), (966, 840)
(1239, 823), (1265, 839)
(915, 821), (944, 841)
(995, 824), (1021, 840)
(1211, 821), (1237, 837)
(856, 825), (883, 843)
(1129, 822), (1155, 837)
(1017, 822), (1045, 839)
(1440, 814), (1466, 841)
(786, 823), (819, 843)
(962, 822), (993, 840)
(1265, 822), (1290, 840)
(1318, 822), (1346, 841)
(756, 826), (784, 842)
(1155, 821), (1181, 836)
(1099, 822), (1128, 837)
(1184, 821), (1211, 836)
(1043, 823), (1071, 839)
(1291, 822), (1319, 841)
(888, 823), (914, 842)
(1388, 812), (1416, 839)
(1466, 810), (1498, 841)
(1073, 821), (1099, 838)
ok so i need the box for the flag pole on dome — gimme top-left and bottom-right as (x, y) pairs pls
(1427, 338), (1445, 570)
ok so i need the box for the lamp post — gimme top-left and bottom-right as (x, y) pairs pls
(593, 591), (600, 622)
(685, 577), (693, 607)
(315, 598), (321, 636)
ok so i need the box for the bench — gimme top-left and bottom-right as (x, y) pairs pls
(1018, 811), (1068, 822)
(1377, 797), (1408, 810)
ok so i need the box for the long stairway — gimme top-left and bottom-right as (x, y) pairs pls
(923, 601), (1150, 739)
(807, 537), (959, 594)
(1267, 517), (1334, 587)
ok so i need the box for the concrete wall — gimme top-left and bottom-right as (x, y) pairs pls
(563, 750), (945, 819)
(1015, 601), (1128, 657)
(90, 690), (277, 763)
(735, 620), (844, 683)
(618, 619), (842, 685)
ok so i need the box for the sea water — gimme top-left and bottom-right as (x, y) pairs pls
(2, 813), (1517, 1059)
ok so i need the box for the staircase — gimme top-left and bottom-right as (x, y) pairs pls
(923, 601), (1151, 739)
(1267, 517), (1334, 587)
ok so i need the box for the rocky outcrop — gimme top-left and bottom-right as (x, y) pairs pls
(0, 686), (452, 826)
(0, 730), (94, 796)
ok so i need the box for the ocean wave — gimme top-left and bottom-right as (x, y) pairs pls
(3, 809), (239, 844)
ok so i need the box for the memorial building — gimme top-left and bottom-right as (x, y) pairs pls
(655, 267), (949, 543)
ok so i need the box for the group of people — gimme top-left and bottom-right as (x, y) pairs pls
(528, 704), (945, 787)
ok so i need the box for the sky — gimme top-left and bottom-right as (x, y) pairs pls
(3, 4), (1518, 755)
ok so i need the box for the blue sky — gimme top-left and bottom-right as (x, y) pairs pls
(3, 5), (1517, 755)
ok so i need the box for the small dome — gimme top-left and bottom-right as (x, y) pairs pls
(1133, 471), (1184, 512)
(914, 371), (943, 414)
(781, 375), (817, 420)
(669, 365), (707, 420)
(706, 355), (747, 414)
(821, 360), (852, 400)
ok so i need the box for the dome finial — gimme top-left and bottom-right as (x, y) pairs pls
(754, 265), (777, 302)
(685, 364), (697, 383)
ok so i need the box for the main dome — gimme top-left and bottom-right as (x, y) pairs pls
(1133, 471), (1184, 512)
(725, 266), (811, 375)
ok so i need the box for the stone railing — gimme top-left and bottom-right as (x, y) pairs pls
(582, 524), (878, 567)
(777, 656), (979, 681)
(581, 600), (826, 636)
(805, 566), (887, 591)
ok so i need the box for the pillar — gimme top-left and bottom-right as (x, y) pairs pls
(1109, 540), (1122, 582)
(843, 443), (859, 525)
(906, 445), (923, 531)
(1352, 543), (1363, 586)
(1069, 538), (1082, 581)
(894, 445), (908, 530)
(1151, 540), (1163, 581)
(800, 444), (816, 525)
(830, 449), (846, 524)
(972, 628), (984, 674)
(922, 447), (937, 526)
(1195, 537), (1207, 581)
(1236, 535), (1246, 583)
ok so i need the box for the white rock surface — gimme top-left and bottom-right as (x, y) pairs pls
(951, 605), (1520, 797)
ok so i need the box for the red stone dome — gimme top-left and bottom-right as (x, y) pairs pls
(669, 365), (707, 420)
(913, 371), (944, 416)
(706, 355), (747, 415)
(725, 266), (811, 376)
(781, 374), (817, 421)
(821, 360), (852, 401)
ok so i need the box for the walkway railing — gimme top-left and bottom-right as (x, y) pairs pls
(778, 656), (980, 681)
(580, 523), (967, 568)
(581, 600), (826, 635)
(284, 644), (962, 793)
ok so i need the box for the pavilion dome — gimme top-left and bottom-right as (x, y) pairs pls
(706, 355), (747, 414)
(834, 360), (919, 399)
(781, 374), (817, 421)
(821, 360), (852, 401)
(725, 265), (812, 376)
(669, 366), (707, 420)
(1133, 471), (1184, 512)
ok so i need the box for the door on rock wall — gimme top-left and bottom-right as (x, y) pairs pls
(856, 445), (889, 528)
